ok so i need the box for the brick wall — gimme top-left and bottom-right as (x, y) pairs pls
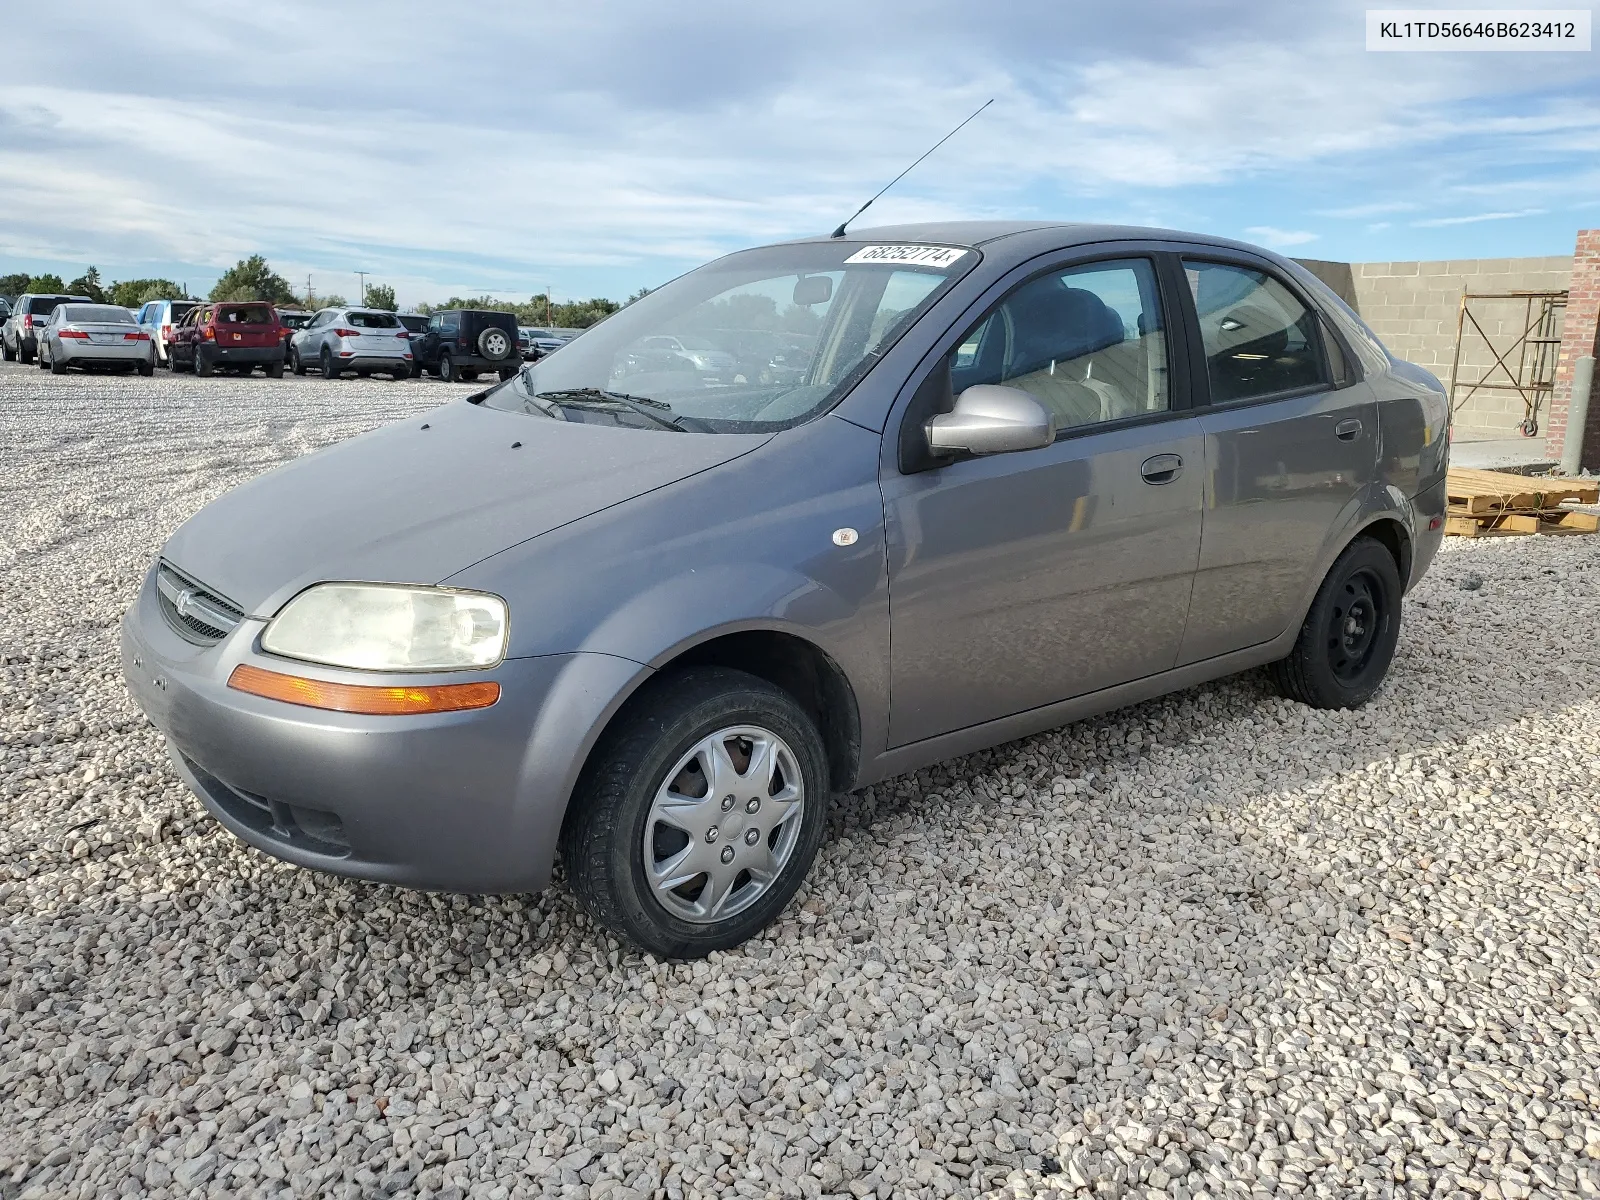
(1543, 230), (1600, 469)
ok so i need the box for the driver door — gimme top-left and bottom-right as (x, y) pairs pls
(881, 252), (1205, 747)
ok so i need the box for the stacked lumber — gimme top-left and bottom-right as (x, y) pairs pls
(1445, 468), (1600, 537)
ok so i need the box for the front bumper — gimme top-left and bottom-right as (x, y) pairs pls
(121, 564), (646, 893)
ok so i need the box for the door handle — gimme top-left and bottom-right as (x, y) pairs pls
(1140, 453), (1183, 485)
(1335, 418), (1363, 441)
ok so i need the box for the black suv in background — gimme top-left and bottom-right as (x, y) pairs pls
(410, 309), (519, 382)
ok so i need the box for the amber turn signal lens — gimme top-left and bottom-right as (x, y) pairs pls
(227, 664), (500, 715)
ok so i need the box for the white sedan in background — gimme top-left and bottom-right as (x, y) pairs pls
(38, 304), (155, 376)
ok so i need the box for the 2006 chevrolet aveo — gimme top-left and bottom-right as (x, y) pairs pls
(123, 222), (1449, 957)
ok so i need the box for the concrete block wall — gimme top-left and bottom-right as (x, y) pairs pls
(1316, 257), (1573, 438)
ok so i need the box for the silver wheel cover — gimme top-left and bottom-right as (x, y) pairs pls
(643, 725), (805, 924)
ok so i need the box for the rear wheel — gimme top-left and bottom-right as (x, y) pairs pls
(137, 360), (154, 377)
(561, 668), (829, 958)
(461, 369), (479, 382)
(2, 336), (14, 362)
(320, 348), (339, 380)
(265, 360), (284, 379)
(49, 347), (67, 375)
(438, 352), (455, 382)
(195, 349), (214, 377)
(20, 340), (35, 365)
(1271, 536), (1401, 710)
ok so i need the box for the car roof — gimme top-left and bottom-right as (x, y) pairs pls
(774, 219), (1280, 258)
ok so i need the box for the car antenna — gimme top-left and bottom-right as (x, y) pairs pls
(830, 98), (993, 238)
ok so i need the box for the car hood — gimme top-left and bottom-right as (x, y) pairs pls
(161, 400), (771, 617)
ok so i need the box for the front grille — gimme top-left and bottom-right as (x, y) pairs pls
(155, 561), (244, 645)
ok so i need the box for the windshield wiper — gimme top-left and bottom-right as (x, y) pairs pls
(533, 387), (688, 432)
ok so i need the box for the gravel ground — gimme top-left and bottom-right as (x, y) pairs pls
(3, 360), (1599, 1200)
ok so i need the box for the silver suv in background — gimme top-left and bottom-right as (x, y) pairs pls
(135, 299), (200, 365)
(3, 293), (93, 363)
(289, 308), (414, 380)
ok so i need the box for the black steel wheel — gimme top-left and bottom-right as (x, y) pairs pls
(1271, 536), (1402, 710)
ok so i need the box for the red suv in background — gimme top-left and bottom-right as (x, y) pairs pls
(168, 302), (288, 377)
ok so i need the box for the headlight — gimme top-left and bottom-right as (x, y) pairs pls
(261, 584), (508, 671)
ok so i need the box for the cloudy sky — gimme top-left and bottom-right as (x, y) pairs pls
(1, 0), (1596, 307)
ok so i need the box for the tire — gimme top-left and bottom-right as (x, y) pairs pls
(478, 326), (512, 361)
(411, 362), (423, 378)
(49, 348), (67, 375)
(461, 369), (479, 382)
(290, 347), (306, 376)
(137, 360), (154, 377)
(195, 348), (214, 377)
(438, 352), (455, 382)
(265, 360), (283, 379)
(2, 336), (14, 362)
(498, 367), (517, 382)
(560, 667), (830, 958)
(1271, 536), (1402, 710)
(391, 366), (410, 380)
(320, 348), (339, 380)
(20, 341), (35, 365)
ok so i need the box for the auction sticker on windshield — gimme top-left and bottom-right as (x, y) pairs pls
(843, 244), (970, 268)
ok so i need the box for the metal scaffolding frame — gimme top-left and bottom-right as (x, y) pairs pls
(1446, 290), (1567, 438)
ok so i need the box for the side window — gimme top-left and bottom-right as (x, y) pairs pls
(952, 257), (1170, 431)
(1183, 260), (1324, 404)
(428, 314), (441, 332)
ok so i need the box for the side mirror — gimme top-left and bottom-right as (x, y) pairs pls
(926, 385), (1055, 456)
(792, 275), (833, 306)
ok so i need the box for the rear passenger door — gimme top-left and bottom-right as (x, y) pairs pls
(1173, 253), (1377, 664)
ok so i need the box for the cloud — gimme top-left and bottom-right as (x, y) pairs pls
(1244, 226), (1320, 247)
(1411, 209), (1547, 227)
(0, 0), (1595, 299)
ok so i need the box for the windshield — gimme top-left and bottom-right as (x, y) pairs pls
(478, 241), (972, 432)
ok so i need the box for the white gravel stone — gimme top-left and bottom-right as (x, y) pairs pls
(3, 361), (1600, 1200)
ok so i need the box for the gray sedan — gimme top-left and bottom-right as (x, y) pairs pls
(39, 304), (155, 375)
(121, 221), (1448, 957)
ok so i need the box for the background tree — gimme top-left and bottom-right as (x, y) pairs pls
(24, 273), (66, 294)
(364, 282), (397, 312)
(0, 273), (29, 300)
(209, 255), (296, 304)
(67, 267), (107, 303)
(108, 279), (185, 308)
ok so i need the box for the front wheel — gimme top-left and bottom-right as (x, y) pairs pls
(290, 347), (306, 376)
(1, 336), (14, 362)
(561, 668), (830, 958)
(1271, 536), (1401, 710)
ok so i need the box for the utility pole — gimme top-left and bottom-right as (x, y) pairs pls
(306, 275), (314, 307)
(546, 287), (552, 327)
(356, 271), (369, 306)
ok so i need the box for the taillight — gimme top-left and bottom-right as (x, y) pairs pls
(202, 326), (216, 340)
(22, 315), (33, 331)
(395, 331), (409, 339)
(333, 327), (359, 337)
(161, 325), (172, 339)
(124, 331), (151, 341)
(59, 330), (89, 340)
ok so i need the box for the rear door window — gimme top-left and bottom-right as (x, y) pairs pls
(1182, 261), (1326, 404)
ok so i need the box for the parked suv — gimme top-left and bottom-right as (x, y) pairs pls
(168, 302), (287, 376)
(122, 222), (1449, 958)
(410, 309), (519, 382)
(135, 299), (200, 365)
(289, 308), (413, 379)
(3, 293), (93, 363)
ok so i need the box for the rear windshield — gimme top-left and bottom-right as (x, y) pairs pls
(61, 305), (135, 324)
(348, 311), (399, 328)
(217, 305), (274, 324)
(27, 297), (69, 316)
